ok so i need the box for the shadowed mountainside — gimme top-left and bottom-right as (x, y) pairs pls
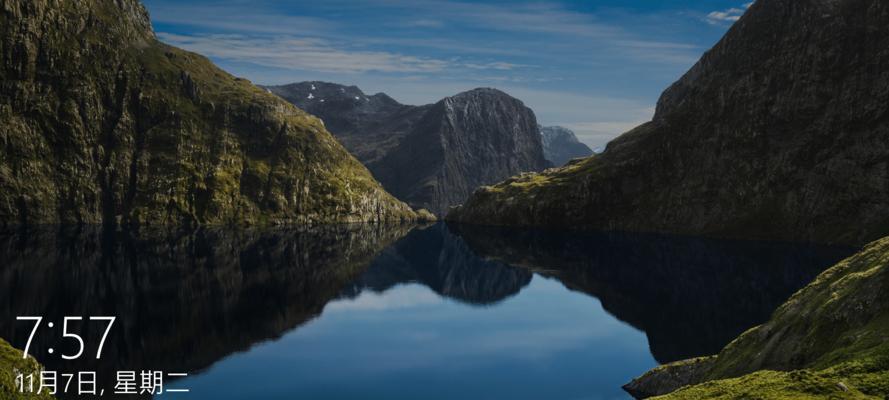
(449, 0), (889, 246)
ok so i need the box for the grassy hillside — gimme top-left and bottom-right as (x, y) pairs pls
(627, 237), (889, 398)
(0, 0), (417, 225)
(0, 338), (53, 399)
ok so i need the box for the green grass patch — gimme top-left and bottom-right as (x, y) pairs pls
(0, 338), (53, 399)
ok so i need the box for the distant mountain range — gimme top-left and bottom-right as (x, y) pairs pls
(540, 125), (593, 166)
(266, 82), (551, 216)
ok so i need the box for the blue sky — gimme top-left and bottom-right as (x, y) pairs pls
(142, 0), (752, 149)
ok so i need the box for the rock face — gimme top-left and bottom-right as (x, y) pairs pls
(449, 0), (889, 246)
(267, 82), (550, 216)
(0, 1), (417, 226)
(625, 236), (889, 398)
(540, 126), (593, 166)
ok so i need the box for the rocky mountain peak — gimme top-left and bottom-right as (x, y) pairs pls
(269, 82), (549, 215)
(448, 87), (510, 100)
(541, 126), (577, 142)
(113, 0), (155, 36)
(4, 0), (155, 44)
(540, 126), (593, 166)
(270, 81), (390, 105)
(389, 87), (549, 214)
(442, 88), (521, 111)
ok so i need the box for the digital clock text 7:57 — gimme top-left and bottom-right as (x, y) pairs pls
(16, 316), (116, 360)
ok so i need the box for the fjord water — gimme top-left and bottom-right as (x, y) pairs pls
(0, 224), (852, 399)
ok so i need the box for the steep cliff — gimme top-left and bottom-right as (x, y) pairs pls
(624, 236), (889, 398)
(0, 1), (417, 226)
(267, 83), (550, 216)
(540, 125), (593, 166)
(448, 0), (889, 245)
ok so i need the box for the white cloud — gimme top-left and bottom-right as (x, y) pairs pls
(557, 119), (651, 151)
(403, 19), (444, 28)
(325, 285), (442, 312)
(158, 33), (526, 74)
(461, 61), (532, 71)
(148, 0), (701, 69)
(326, 78), (657, 149)
(145, 0), (706, 152)
(705, 2), (754, 25)
(148, 3), (332, 36)
(381, 0), (702, 65)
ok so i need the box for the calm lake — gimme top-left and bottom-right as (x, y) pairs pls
(0, 223), (853, 399)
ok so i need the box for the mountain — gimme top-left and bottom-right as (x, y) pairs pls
(624, 236), (889, 398)
(261, 82), (429, 166)
(448, 0), (889, 246)
(0, 0), (417, 226)
(267, 82), (550, 216)
(540, 126), (593, 166)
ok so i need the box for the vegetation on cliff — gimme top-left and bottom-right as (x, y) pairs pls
(625, 237), (889, 399)
(0, 0), (417, 226)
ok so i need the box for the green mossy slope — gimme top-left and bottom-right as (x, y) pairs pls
(627, 237), (889, 398)
(0, 338), (53, 399)
(657, 352), (889, 399)
(0, 0), (417, 225)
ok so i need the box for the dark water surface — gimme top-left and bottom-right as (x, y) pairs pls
(0, 223), (853, 399)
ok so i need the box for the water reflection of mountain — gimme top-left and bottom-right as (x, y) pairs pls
(0, 224), (411, 398)
(0, 222), (856, 398)
(341, 224), (533, 305)
(448, 224), (854, 363)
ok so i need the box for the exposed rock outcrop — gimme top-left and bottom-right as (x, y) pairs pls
(540, 125), (593, 166)
(0, 1), (417, 226)
(448, 0), (889, 246)
(267, 82), (550, 216)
